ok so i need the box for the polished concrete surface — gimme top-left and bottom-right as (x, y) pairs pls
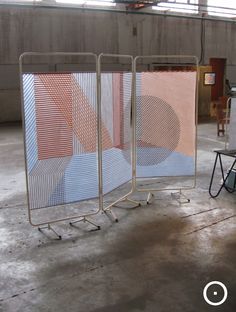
(0, 122), (235, 312)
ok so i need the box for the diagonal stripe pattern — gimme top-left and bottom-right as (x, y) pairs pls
(22, 71), (134, 210)
(23, 72), (100, 210)
(101, 72), (133, 195)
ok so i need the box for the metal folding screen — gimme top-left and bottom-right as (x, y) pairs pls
(20, 53), (198, 229)
(20, 53), (100, 227)
(97, 54), (135, 212)
(134, 56), (198, 194)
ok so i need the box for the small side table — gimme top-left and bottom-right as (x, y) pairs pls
(209, 149), (236, 198)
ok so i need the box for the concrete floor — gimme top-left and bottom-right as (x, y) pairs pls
(0, 122), (236, 312)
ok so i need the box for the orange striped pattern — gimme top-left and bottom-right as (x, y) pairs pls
(35, 73), (112, 158)
(35, 74), (73, 160)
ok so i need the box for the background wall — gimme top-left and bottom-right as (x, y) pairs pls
(1, 6), (236, 122)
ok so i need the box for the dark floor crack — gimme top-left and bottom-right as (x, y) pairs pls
(185, 214), (236, 234)
(181, 207), (220, 218)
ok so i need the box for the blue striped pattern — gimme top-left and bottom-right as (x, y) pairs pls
(64, 154), (98, 202)
(23, 74), (38, 172)
(101, 72), (132, 196)
(137, 148), (194, 177)
(102, 148), (132, 195)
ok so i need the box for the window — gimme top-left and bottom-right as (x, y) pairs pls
(208, 0), (236, 18)
(0, 0), (115, 6)
(152, 0), (199, 14)
(56, 0), (115, 6)
(0, 0), (41, 3)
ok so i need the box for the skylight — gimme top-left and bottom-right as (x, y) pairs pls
(56, 0), (115, 7)
(152, 0), (198, 14)
(0, 0), (41, 3)
(208, 0), (236, 18)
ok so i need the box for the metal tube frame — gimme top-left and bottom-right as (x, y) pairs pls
(225, 96), (233, 150)
(133, 55), (199, 196)
(20, 52), (199, 230)
(97, 54), (139, 216)
(19, 52), (101, 230)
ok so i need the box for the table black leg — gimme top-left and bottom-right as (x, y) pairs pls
(209, 153), (220, 198)
(220, 156), (236, 193)
(209, 153), (236, 198)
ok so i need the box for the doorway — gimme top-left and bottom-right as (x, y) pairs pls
(210, 58), (226, 101)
